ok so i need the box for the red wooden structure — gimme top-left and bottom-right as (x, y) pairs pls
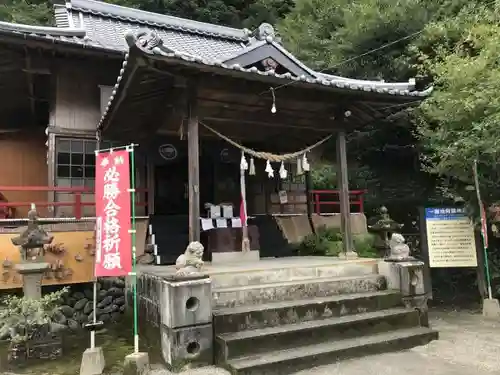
(311, 189), (366, 214)
(0, 186), (366, 220)
(0, 186), (148, 219)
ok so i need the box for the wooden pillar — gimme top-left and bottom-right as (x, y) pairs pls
(304, 171), (316, 235)
(336, 130), (355, 254)
(188, 86), (200, 242)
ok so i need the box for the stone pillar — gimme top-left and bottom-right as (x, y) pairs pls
(15, 262), (49, 299)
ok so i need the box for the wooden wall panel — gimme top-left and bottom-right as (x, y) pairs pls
(0, 134), (48, 217)
(53, 65), (101, 131)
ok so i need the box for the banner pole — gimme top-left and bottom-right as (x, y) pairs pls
(128, 144), (139, 353)
(473, 159), (493, 299)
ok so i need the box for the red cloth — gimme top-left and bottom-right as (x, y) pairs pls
(240, 194), (247, 226)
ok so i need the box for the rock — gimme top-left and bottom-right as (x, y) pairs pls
(74, 298), (89, 311)
(52, 310), (67, 325)
(100, 313), (110, 323)
(114, 296), (126, 306)
(99, 305), (114, 315)
(97, 296), (113, 308)
(0, 325), (11, 340)
(119, 305), (126, 312)
(65, 297), (76, 307)
(84, 289), (93, 300)
(74, 312), (87, 324)
(67, 319), (79, 331)
(60, 305), (74, 318)
(73, 292), (85, 300)
(110, 312), (121, 322)
(106, 287), (124, 297)
(97, 290), (107, 302)
(83, 301), (94, 315)
(113, 278), (126, 288)
(110, 304), (119, 313)
(50, 322), (67, 334)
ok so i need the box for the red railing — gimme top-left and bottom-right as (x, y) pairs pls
(0, 186), (148, 219)
(311, 189), (366, 214)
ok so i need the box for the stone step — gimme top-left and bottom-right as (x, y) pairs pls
(213, 290), (402, 334)
(225, 327), (438, 375)
(216, 307), (420, 361)
(209, 259), (378, 288)
(212, 274), (386, 308)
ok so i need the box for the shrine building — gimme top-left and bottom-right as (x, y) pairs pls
(0, 0), (431, 284)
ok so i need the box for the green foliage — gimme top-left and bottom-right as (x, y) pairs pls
(0, 288), (68, 343)
(0, 0), (294, 29)
(0, 0), (53, 25)
(353, 233), (379, 258)
(297, 226), (378, 258)
(414, 2), (500, 208)
(297, 226), (343, 256)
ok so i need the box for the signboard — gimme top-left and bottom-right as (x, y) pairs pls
(425, 207), (477, 268)
(95, 150), (132, 277)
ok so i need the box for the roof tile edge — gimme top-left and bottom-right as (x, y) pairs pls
(0, 20), (86, 37)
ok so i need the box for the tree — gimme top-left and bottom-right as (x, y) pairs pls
(415, 2), (500, 208)
(0, 0), (53, 25)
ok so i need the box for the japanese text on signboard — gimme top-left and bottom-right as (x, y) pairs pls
(425, 207), (477, 268)
(95, 150), (132, 277)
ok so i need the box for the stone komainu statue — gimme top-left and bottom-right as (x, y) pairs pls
(175, 241), (204, 276)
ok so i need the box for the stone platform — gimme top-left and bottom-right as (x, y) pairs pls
(135, 257), (437, 374)
(138, 257), (379, 287)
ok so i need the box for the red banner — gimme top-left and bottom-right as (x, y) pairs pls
(94, 149), (132, 277)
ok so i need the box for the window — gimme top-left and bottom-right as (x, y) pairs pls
(55, 138), (116, 187)
(56, 138), (97, 188)
(54, 137), (118, 217)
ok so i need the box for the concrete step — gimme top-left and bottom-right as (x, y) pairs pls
(209, 259), (378, 288)
(213, 290), (402, 334)
(216, 307), (420, 361)
(225, 327), (438, 375)
(212, 274), (386, 308)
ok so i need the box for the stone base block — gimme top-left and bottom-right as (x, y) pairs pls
(161, 323), (213, 372)
(482, 298), (500, 319)
(123, 352), (149, 375)
(80, 347), (105, 375)
(211, 250), (260, 264)
(161, 277), (212, 328)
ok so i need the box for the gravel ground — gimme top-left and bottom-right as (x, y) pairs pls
(150, 309), (500, 375)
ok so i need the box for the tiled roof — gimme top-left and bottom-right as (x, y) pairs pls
(0, 0), (431, 99)
(55, 0), (248, 60)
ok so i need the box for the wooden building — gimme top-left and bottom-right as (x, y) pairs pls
(0, 0), (431, 284)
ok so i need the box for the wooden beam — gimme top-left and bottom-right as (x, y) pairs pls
(24, 49), (36, 118)
(188, 83), (200, 242)
(201, 116), (334, 132)
(336, 130), (355, 254)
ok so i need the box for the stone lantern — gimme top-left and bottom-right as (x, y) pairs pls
(12, 204), (53, 299)
(368, 206), (405, 259)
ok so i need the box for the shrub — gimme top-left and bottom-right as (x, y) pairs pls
(353, 233), (379, 258)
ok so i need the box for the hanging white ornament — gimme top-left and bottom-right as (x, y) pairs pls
(249, 157), (256, 175)
(296, 157), (303, 175)
(265, 160), (274, 178)
(240, 152), (248, 171)
(302, 153), (310, 172)
(279, 161), (288, 179)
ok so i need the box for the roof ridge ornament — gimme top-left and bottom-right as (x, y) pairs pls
(126, 30), (173, 54)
